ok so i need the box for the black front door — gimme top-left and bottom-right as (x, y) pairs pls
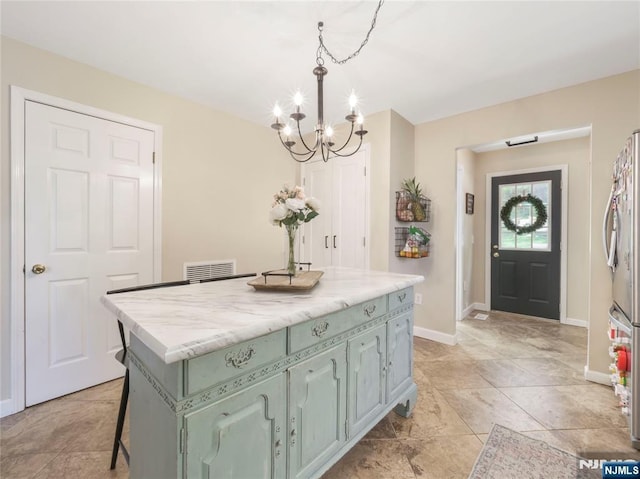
(490, 170), (561, 319)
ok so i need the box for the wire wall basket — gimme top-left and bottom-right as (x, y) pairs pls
(396, 191), (431, 222)
(395, 226), (431, 258)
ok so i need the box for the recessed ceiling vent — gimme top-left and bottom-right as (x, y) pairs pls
(183, 260), (236, 281)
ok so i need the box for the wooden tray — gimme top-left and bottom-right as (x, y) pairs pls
(248, 270), (324, 291)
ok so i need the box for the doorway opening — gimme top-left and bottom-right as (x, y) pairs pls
(455, 126), (591, 327)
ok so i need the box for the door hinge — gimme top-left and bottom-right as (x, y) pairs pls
(302, 235), (305, 245)
(303, 177), (306, 186)
(363, 237), (366, 247)
(179, 428), (185, 453)
(364, 166), (366, 176)
(22, 265), (25, 274)
(152, 152), (156, 164)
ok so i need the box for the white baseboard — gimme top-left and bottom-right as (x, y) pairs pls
(564, 317), (588, 328)
(0, 398), (17, 418)
(584, 366), (611, 386)
(461, 304), (475, 319)
(473, 302), (489, 312)
(413, 326), (458, 346)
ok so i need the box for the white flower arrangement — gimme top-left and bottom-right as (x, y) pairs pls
(269, 185), (320, 227)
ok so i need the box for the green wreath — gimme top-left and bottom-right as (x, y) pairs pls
(500, 194), (548, 235)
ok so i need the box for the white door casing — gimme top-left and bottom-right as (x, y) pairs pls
(7, 87), (162, 416)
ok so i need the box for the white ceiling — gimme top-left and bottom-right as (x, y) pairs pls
(2, 1), (639, 129)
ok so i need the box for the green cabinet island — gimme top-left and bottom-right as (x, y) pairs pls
(101, 267), (424, 479)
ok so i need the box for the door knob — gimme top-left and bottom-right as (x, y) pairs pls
(492, 244), (499, 249)
(32, 264), (46, 274)
(492, 252), (500, 258)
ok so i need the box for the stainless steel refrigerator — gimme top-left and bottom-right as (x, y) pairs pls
(604, 129), (640, 449)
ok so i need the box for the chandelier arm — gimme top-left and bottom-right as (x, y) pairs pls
(277, 129), (315, 157)
(326, 122), (356, 154)
(327, 134), (364, 158)
(289, 148), (318, 163)
(292, 120), (321, 154)
(320, 143), (330, 163)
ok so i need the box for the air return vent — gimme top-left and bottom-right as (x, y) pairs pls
(183, 260), (236, 282)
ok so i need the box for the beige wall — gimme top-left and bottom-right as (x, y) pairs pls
(471, 137), (591, 322)
(457, 149), (476, 313)
(413, 70), (639, 376)
(0, 37), (296, 402)
(389, 110), (423, 275)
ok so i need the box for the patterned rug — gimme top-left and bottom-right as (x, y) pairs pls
(468, 424), (601, 479)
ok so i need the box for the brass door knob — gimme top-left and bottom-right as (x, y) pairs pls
(31, 264), (46, 274)
(492, 252), (500, 258)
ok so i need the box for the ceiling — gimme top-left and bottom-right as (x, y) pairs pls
(2, 1), (639, 130)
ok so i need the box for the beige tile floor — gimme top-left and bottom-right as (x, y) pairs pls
(2, 310), (639, 478)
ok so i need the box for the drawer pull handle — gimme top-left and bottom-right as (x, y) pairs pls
(225, 346), (256, 369)
(311, 321), (329, 337)
(398, 292), (407, 302)
(364, 304), (376, 317)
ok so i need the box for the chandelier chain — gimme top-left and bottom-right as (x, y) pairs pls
(317, 0), (384, 65)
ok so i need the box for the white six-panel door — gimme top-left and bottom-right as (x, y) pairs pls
(24, 101), (155, 406)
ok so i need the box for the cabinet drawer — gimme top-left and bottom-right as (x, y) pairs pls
(288, 296), (387, 353)
(184, 329), (286, 396)
(389, 287), (413, 311)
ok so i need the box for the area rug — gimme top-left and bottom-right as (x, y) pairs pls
(468, 424), (600, 479)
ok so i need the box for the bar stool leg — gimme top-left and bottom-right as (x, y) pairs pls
(110, 369), (130, 469)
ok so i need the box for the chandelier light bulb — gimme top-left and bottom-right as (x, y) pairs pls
(325, 125), (334, 138)
(293, 91), (304, 107)
(348, 91), (358, 110)
(357, 114), (364, 125)
(283, 124), (292, 137)
(273, 104), (282, 118)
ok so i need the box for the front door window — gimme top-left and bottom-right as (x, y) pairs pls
(499, 180), (551, 251)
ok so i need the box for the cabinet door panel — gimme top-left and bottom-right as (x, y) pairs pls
(348, 325), (386, 437)
(387, 312), (414, 402)
(302, 160), (333, 268)
(184, 374), (286, 479)
(332, 154), (366, 269)
(289, 345), (347, 479)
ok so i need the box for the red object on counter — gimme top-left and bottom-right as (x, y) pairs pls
(617, 349), (629, 372)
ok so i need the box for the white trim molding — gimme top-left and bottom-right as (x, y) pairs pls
(584, 366), (611, 386)
(413, 326), (458, 346)
(6, 86), (163, 417)
(565, 317), (588, 328)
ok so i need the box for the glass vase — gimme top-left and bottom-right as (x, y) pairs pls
(286, 224), (297, 276)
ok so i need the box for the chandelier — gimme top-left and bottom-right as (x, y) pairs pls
(271, 1), (384, 163)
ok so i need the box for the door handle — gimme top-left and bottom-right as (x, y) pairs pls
(492, 244), (499, 249)
(333, 235), (337, 248)
(325, 235), (329, 249)
(492, 252), (499, 258)
(31, 264), (46, 274)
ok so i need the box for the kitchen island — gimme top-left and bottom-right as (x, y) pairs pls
(101, 267), (423, 479)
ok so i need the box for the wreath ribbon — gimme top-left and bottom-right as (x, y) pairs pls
(500, 194), (548, 235)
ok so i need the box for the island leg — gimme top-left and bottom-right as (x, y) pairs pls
(393, 382), (418, 417)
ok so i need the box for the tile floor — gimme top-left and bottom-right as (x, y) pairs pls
(2, 310), (639, 478)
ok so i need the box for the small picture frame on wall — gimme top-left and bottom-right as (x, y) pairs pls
(466, 193), (474, 214)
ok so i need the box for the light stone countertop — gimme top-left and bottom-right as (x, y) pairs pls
(101, 267), (424, 364)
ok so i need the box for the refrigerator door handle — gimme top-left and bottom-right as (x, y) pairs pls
(603, 186), (615, 269)
(609, 303), (632, 335)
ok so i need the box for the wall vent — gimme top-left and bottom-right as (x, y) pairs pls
(183, 260), (236, 281)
